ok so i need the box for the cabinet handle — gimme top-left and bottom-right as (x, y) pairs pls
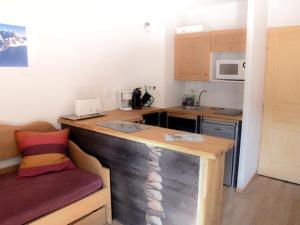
(214, 128), (222, 131)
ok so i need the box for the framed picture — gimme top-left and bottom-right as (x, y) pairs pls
(0, 23), (28, 67)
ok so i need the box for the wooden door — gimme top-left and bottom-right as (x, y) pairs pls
(211, 29), (246, 52)
(175, 32), (211, 81)
(259, 26), (300, 184)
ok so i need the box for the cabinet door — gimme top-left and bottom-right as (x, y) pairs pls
(259, 26), (300, 184)
(211, 29), (246, 52)
(167, 116), (197, 133)
(143, 112), (159, 126)
(175, 32), (211, 81)
(201, 122), (235, 139)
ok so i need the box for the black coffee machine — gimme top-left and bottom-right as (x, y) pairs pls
(132, 88), (142, 109)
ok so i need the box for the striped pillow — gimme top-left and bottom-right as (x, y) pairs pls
(15, 128), (75, 178)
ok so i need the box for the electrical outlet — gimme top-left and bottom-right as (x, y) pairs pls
(145, 85), (156, 91)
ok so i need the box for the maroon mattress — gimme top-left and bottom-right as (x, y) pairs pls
(0, 168), (102, 225)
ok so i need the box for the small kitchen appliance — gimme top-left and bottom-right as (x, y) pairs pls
(216, 59), (246, 80)
(74, 97), (102, 117)
(60, 97), (105, 121)
(132, 88), (142, 109)
(182, 95), (195, 106)
(120, 91), (132, 111)
(141, 87), (154, 107)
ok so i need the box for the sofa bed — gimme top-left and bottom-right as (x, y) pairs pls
(0, 121), (112, 225)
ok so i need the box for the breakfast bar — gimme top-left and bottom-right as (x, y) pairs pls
(59, 108), (233, 225)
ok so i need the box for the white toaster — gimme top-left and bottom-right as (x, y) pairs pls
(74, 97), (102, 117)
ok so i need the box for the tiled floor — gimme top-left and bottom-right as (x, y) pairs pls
(108, 176), (300, 225)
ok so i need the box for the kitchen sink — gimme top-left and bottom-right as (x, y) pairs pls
(97, 121), (149, 133)
(174, 105), (207, 111)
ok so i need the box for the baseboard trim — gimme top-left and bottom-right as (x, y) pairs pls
(236, 173), (257, 193)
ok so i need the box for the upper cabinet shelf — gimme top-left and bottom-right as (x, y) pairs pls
(175, 32), (211, 81)
(174, 28), (247, 81)
(211, 28), (247, 52)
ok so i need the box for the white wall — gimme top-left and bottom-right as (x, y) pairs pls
(164, 19), (186, 107)
(0, 0), (249, 128)
(0, 0), (167, 169)
(180, 0), (248, 30)
(0, 0), (192, 168)
(180, 1), (247, 109)
(0, 0), (174, 127)
(268, 0), (300, 27)
(184, 81), (244, 109)
(237, 0), (268, 190)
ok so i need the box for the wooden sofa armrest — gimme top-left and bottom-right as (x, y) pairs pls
(68, 140), (102, 175)
(68, 141), (110, 188)
(68, 141), (112, 224)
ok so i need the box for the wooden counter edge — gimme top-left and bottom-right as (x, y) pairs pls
(199, 153), (225, 225)
(165, 107), (242, 123)
(59, 118), (220, 160)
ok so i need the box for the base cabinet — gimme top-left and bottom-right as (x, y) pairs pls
(167, 116), (198, 133)
(165, 113), (241, 187)
(65, 124), (226, 225)
(67, 126), (202, 225)
(143, 112), (167, 128)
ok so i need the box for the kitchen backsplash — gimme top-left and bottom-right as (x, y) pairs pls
(184, 81), (244, 109)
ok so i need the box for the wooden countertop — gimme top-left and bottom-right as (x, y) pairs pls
(59, 107), (234, 160)
(165, 106), (243, 122)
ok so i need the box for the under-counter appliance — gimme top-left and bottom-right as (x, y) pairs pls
(216, 59), (246, 80)
(120, 91), (132, 111)
(158, 109), (242, 187)
(201, 118), (241, 187)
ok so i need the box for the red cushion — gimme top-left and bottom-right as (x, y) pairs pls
(15, 129), (75, 178)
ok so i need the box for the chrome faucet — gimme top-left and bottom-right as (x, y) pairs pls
(196, 90), (207, 107)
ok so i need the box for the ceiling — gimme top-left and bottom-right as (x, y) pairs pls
(195, 0), (245, 7)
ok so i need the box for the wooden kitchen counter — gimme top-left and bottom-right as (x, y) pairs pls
(165, 106), (243, 122)
(59, 107), (233, 160)
(59, 107), (235, 225)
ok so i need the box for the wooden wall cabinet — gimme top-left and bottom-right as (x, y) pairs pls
(211, 29), (247, 52)
(175, 32), (211, 81)
(174, 28), (247, 81)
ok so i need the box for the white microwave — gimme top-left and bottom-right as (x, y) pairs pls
(216, 60), (246, 80)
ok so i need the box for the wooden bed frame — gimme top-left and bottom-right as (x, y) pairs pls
(0, 122), (112, 225)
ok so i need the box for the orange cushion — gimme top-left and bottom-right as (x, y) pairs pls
(15, 128), (75, 178)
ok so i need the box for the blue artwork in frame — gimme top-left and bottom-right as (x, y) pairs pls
(0, 23), (28, 67)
